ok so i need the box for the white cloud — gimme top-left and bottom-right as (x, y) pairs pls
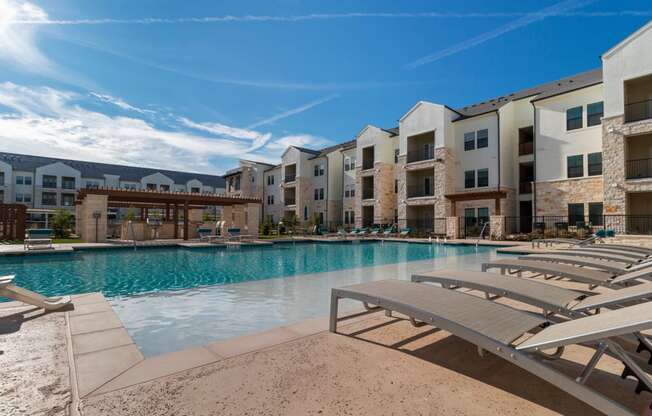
(0, 82), (333, 173)
(89, 92), (156, 115)
(5, 10), (652, 25)
(0, 0), (51, 70)
(405, 0), (598, 69)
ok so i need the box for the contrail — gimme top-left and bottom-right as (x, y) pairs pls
(405, 0), (599, 69)
(6, 9), (650, 25)
(246, 94), (339, 129)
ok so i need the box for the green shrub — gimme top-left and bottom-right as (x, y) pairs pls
(52, 209), (73, 238)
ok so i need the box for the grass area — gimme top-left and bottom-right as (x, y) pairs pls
(52, 238), (84, 244)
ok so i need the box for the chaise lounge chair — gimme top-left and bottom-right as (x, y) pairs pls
(399, 227), (411, 238)
(330, 279), (652, 416)
(544, 249), (643, 264)
(483, 258), (652, 288)
(563, 246), (649, 261)
(518, 253), (652, 275)
(24, 228), (54, 251)
(411, 269), (652, 318)
(0, 275), (71, 311)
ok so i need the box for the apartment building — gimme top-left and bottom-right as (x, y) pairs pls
(0, 152), (226, 212)
(119, 21), (641, 236)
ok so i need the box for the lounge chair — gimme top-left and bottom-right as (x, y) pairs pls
(546, 249), (642, 264)
(399, 227), (411, 238)
(369, 228), (380, 237)
(330, 279), (652, 416)
(24, 228), (54, 251)
(0, 275), (71, 311)
(412, 269), (652, 318)
(348, 228), (359, 236)
(382, 228), (393, 238)
(483, 258), (652, 288)
(518, 253), (648, 275)
(565, 246), (649, 260)
(357, 228), (368, 238)
(532, 236), (598, 248)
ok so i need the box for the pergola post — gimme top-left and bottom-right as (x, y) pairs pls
(183, 199), (189, 240)
(173, 204), (178, 239)
(165, 204), (170, 221)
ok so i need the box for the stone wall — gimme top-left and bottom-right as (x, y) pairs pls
(434, 148), (454, 218)
(603, 114), (652, 214)
(535, 177), (603, 216)
(374, 162), (396, 224)
(77, 194), (108, 243)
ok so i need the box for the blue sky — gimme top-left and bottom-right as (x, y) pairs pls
(0, 0), (650, 174)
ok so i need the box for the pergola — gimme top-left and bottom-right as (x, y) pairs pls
(75, 188), (261, 242)
(445, 189), (508, 216)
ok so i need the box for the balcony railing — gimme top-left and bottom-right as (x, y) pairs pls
(519, 141), (534, 156)
(407, 145), (435, 163)
(362, 188), (374, 200)
(625, 99), (652, 123)
(519, 182), (532, 194)
(407, 184), (434, 198)
(284, 197), (296, 206)
(362, 159), (374, 170)
(284, 173), (296, 183)
(626, 158), (652, 179)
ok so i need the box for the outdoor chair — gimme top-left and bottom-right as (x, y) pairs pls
(0, 275), (71, 311)
(24, 228), (54, 251)
(330, 279), (652, 416)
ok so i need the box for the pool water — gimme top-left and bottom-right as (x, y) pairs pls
(0, 241), (502, 356)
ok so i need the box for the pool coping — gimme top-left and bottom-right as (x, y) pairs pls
(60, 292), (380, 408)
(0, 238), (526, 257)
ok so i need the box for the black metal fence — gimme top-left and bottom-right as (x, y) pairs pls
(503, 215), (652, 238)
(625, 99), (652, 123)
(626, 158), (652, 179)
(406, 145), (435, 163)
(406, 184), (434, 198)
(405, 217), (447, 237)
(458, 216), (490, 239)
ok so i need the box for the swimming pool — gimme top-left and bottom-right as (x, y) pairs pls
(0, 241), (504, 356)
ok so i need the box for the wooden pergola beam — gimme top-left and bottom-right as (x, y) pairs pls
(76, 187), (260, 206)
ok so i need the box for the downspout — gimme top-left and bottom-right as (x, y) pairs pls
(324, 155), (329, 228)
(531, 101), (537, 217)
(496, 110), (501, 190)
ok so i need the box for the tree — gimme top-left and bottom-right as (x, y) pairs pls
(52, 209), (73, 238)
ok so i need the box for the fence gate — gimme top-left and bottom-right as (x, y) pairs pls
(458, 216), (490, 239)
(0, 204), (26, 241)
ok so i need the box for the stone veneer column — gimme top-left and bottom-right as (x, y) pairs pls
(445, 216), (459, 239)
(490, 215), (505, 240)
(221, 205), (233, 235)
(602, 115), (626, 214)
(396, 155), (407, 229)
(354, 167), (363, 228)
(245, 203), (261, 235)
(374, 162), (396, 224)
(79, 194), (108, 243)
(434, 148), (454, 218)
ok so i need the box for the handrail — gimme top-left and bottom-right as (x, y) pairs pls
(128, 220), (137, 250)
(475, 222), (488, 246)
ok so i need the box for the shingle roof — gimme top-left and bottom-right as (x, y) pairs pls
(382, 127), (399, 136)
(0, 152), (226, 188)
(454, 68), (603, 119)
(310, 139), (357, 159)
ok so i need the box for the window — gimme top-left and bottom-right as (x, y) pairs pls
(588, 152), (602, 176)
(267, 195), (274, 205)
(314, 165), (319, 176)
(85, 180), (100, 189)
(0, 172), (4, 185)
(313, 188), (324, 200)
(23, 193), (32, 203)
(146, 183), (157, 190)
(42, 192), (57, 206)
(344, 186), (350, 198)
(464, 132), (475, 151)
(587, 102), (603, 127)
(476, 129), (489, 149)
(394, 179), (398, 194)
(464, 170), (475, 188)
(190, 187), (200, 193)
(304, 206), (308, 220)
(159, 184), (170, 192)
(267, 175), (275, 185)
(350, 156), (356, 170)
(61, 176), (75, 189)
(24, 176), (32, 185)
(567, 155), (584, 178)
(344, 158), (350, 171)
(15, 193), (24, 202)
(568, 203), (584, 226)
(344, 211), (350, 225)
(589, 202), (603, 226)
(350, 187), (355, 198)
(318, 212), (324, 225)
(464, 208), (476, 228)
(234, 176), (241, 190)
(43, 175), (57, 188)
(0, 190), (3, 202)
(394, 149), (399, 163)
(61, 193), (75, 207)
(16, 176), (23, 185)
(314, 189), (319, 200)
(477, 207), (489, 224)
(477, 169), (489, 187)
(566, 106), (583, 130)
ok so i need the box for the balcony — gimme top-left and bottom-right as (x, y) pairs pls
(518, 141), (534, 156)
(407, 145), (435, 163)
(361, 146), (374, 170)
(284, 197), (296, 206)
(407, 184), (434, 198)
(625, 99), (652, 123)
(626, 158), (652, 179)
(519, 182), (532, 194)
(284, 173), (296, 183)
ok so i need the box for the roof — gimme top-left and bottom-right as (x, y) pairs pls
(308, 139), (357, 159)
(454, 68), (603, 119)
(382, 127), (399, 136)
(0, 152), (226, 188)
(292, 146), (321, 155)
